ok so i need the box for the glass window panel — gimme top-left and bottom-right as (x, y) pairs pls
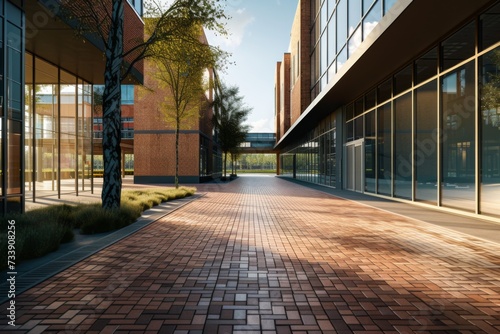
(6, 2), (22, 26)
(365, 88), (376, 110)
(441, 61), (476, 211)
(328, 16), (336, 64)
(59, 73), (77, 196)
(354, 97), (364, 117)
(394, 92), (412, 199)
(377, 102), (392, 195)
(363, 0), (374, 15)
(25, 55), (34, 198)
(337, 0), (348, 52)
(346, 120), (354, 142)
(346, 103), (354, 120)
(363, 0), (381, 40)
(7, 120), (22, 195)
(321, 2), (328, 32)
(348, 0), (361, 35)
(415, 47), (438, 85)
(480, 2), (500, 51)
(7, 46), (21, 80)
(6, 23), (22, 121)
(60, 135), (77, 194)
(348, 25), (362, 57)
(122, 85), (135, 105)
(354, 116), (363, 140)
(6, 22), (21, 51)
(377, 78), (392, 104)
(415, 80), (438, 204)
(321, 32), (328, 75)
(321, 73), (327, 90)
(128, 0), (143, 16)
(328, 0), (335, 19)
(330, 130), (337, 186)
(83, 83), (93, 139)
(312, 47), (320, 85)
(384, 0), (396, 15)
(337, 46), (347, 70)
(311, 19), (317, 49)
(35, 57), (59, 193)
(8, 80), (22, 120)
(480, 47), (500, 217)
(441, 22), (475, 71)
(60, 84), (76, 135)
(365, 110), (376, 193)
(328, 61), (336, 83)
(394, 64), (412, 96)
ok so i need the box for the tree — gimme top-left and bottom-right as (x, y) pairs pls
(482, 49), (500, 125)
(212, 82), (251, 179)
(62, 0), (227, 209)
(149, 22), (221, 188)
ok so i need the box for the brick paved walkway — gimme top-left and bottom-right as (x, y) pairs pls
(2, 175), (500, 333)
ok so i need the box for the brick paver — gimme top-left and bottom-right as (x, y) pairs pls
(2, 175), (500, 333)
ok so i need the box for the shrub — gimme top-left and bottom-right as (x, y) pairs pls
(3, 209), (72, 261)
(78, 203), (150, 235)
(0, 186), (196, 270)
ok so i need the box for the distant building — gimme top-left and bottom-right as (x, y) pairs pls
(276, 0), (500, 220)
(133, 29), (222, 184)
(93, 85), (136, 176)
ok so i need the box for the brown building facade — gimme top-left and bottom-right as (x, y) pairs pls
(133, 30), (221, 184)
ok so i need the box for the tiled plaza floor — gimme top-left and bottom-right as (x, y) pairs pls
(2, 175), (500, 333)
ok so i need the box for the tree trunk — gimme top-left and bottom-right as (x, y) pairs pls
(175, 117), (180, 189)
(223, 151), (227, 178)
(101, 0), (124, 210)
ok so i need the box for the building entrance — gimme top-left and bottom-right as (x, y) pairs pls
(345, 139), (364, 192)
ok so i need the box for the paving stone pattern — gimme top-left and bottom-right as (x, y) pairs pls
(2, 176), (500, 333)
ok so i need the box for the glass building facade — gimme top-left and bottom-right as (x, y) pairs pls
(280, 0), (500, 220)
(24, 53), (94, 202)
(1, 1), (24, 212)
(0, 0), (144, 213)
(311, 0), (396, 99)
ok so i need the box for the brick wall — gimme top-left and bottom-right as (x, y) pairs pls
(275, 61), (281, 140)
(134, 38), (215, 182)
(279, 53), (291, 140)
(134, 132), (199, 177)
(290, 0), (311, 126)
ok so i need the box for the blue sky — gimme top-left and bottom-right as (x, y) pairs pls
(206, 0), (298, 133)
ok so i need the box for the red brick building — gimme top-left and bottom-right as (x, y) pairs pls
(133, 30), (221, 184)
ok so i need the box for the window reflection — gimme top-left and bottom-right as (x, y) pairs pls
(377, 102), (392, 196)
(480, 47), (500, 217)
(480, 2), (500, 51)
(365, 110), (376, 193)
(415, 47), (438, 85)
(394, 92), (412, 199)
(441, 61), (476, 211)
(415, 81), (438, 204)
(363, 0), (381, 40)
(441, 22), (475, 71)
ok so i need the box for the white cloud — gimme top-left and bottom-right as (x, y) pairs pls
(206, 7), (255, 49)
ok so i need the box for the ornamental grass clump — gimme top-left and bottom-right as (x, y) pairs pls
(0, 186), (196, 270)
